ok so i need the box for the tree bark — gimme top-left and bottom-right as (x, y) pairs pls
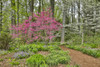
(11, 0), (16, 26)
(38, 0), (41, 13)
(0, 0), (2, 31)
(61, 9), (66, 44)
(17, 0), (19, 24)
(30, 0), (34, 17)
(50, 0), (55, 18)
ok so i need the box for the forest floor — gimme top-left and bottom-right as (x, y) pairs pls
(0, 45), (100, 67)
(60, 45), (100, 67)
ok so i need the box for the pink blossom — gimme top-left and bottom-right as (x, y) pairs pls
(10, 9), (62, 44)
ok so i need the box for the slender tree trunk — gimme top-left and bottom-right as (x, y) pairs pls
(30, 0), (34, 17)
(42, 0), (44, 11)
(61, 9), (66, 44)
(71, 2), (74, 23)
(17, 0), (19, 24)
(93, 3), (96, 43)
(77, 0), (80, 31)
(11, 0), (16, 26)
(25, 0), (28, 17)
(0, 0), (2, 31)
(49, 0), (55, 43)
(38, 0), (41, 13)
(50, 0), (55, 18)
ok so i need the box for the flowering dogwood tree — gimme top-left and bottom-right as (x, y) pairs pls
(10, 9), (62, 44)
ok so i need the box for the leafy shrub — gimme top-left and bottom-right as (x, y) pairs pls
(48, 42), (60, 45)
(46, 50), (70, 66)
(0, 50), (8, 55)
(19, 44), (38, 53)
(83, 43), (98, 48)
(67, 35), (81, 45)
(0, 59), (3, 62)
(67, 35), (100, 47)
(19, 44), (61, 53)
(26, 54), (46, 67)
(0, 31), (12, 49)
(9, 38), (25, 51)
(10, 61), (20, 65)
(13, 51), (30, 59)
(48, 45), (61, 51)
(40, 64), (49, 67)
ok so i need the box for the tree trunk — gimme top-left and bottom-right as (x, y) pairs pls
(38, 0), (41, 13)
(0, 0), (2, 31)
(77, 0), (80, 31)
(17, 0), (19, 24)
(50, 0), (55, 18)
(11, 0), (16, 26)
(30, 0), (34, 17)
(61, 9), (66, 44)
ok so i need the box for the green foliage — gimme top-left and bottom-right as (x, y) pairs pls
(67, 35), (81, 45)
(67, 35), (100, 48)
(67, 45), (100, 58)
(19, 44), (38, 53)
(40, 64), (49, 67)
(48, 42), (61, 45)
(10, 60), (20, 65)
(46, 50), (70, 66)
(19, 44), (61, 53)
(0, 50), (8, 56)
(48, 45), (61, 51)
(0, 31), (12, 49)
(0, 59), (3, 62)
(83, 43), (98, 48)
(66, 64), (80, 67)
(9, 38), (26, 51)
(26, 54), (46, 67)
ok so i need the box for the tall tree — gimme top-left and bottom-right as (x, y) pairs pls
(77, 0), (81, 31)
(17, 0), (19, 24)
(11, 0), (16, 25)
(50, 0), (55, 18)
(38, 0), (41, 13)
(30, 0), (34, 17)
(0, 0), (2, 31)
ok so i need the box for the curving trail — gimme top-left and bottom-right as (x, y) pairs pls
(60, 45), (100, 67)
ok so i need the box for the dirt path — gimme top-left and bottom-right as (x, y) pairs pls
(60, 45), (100, 67)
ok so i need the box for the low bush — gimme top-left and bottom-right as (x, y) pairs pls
(83, 43), (98, 48)
(0, 50), (8, 55)
(19, 44), (38, 53)
(10, 61), (20, 65)
(0, 31), (12, 49)
(19, 44), (61, 53)
(46, 50), (70, 66)
(0, 59), (3, 62)
(26, 54), (46, 67)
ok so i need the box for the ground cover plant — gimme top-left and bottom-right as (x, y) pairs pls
(46, 50), (70, 66)
(0, 43), (73, 67)
(13, 51), (30, 59)
(66, 45), (100, 58)
(26, 50), (71, 67)
(0, 50), (9, 56)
